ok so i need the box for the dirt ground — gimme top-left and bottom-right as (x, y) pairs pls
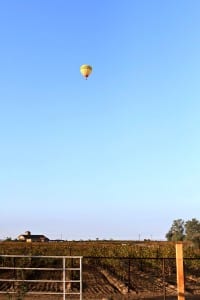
(0, 293), (200, 300)
(0, 295), (200, 300)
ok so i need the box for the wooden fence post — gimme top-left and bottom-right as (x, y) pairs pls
(176, 242), (185, 300)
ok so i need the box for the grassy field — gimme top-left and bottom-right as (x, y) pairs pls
(0, 240), (183, 257)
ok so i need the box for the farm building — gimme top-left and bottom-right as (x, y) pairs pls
(17, 231), (49, 242)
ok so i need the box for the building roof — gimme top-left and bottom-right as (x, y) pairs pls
(18, 232), (49, 241)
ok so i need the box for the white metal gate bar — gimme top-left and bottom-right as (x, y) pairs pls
(0, 255), (83, 300)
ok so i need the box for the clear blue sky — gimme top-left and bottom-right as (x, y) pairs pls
(1, 0), (200, 240)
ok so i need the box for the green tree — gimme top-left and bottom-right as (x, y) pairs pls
(4, 237), (12, 241)
(165, 219), (185, 241)
(185, 218), (200, 247)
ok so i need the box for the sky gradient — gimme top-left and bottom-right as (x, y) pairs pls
(1, 0), (200, 240)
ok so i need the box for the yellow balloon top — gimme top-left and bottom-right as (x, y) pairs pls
(80, 64), (92, 79)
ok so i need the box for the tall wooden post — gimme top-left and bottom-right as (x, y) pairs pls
(176, 242), (185, 300)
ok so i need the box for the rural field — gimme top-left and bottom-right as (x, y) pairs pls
(0, 241), (200, 299)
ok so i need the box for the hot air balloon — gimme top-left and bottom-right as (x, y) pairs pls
(80, 64), (92, 79)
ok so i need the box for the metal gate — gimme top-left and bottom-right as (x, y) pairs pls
(0, 255), (83, 300)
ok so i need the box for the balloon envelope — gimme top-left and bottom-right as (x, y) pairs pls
(80, 64), (92, 79)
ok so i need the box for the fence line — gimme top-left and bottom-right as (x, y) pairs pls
(83, 256), (200, 299)
(0, 255), (200, 299)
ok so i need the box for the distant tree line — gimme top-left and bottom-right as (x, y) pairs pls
(166, 218), (200, 247)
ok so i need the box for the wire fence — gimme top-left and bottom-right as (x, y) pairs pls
(0, 255), (200, 299)
(82, 256), (200, 299)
